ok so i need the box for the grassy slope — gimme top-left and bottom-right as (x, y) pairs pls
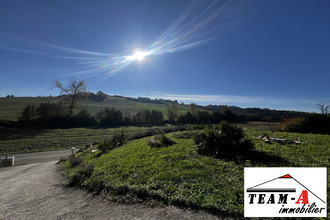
(0, 97), (57, 120)
(0, 96), (190, 120)
(63, 130), (330, 217)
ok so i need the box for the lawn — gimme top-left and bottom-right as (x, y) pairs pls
(62, 129), (330, 217)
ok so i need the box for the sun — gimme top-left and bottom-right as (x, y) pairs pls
(126, 50), (151, 61)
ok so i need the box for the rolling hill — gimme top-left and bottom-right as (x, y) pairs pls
(0, 93), (310, 122)
(0, 95), (191, 121)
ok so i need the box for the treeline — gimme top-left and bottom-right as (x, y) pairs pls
(85, 91), (310, 122)
(17, 103), (165, 128)
(177, 107), (246, 124)
(199, 105), (308, 122)
(16, 102), (245, 128)
(126, 97), (173, 105)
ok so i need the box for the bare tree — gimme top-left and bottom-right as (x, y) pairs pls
(317, 103), (329, 115)
(53, 79), (87, 115)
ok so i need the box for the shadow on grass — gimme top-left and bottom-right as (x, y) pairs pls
(240, 150), (292, 166)
(93, 152), (103, 158)
(0, 127), (47, 141)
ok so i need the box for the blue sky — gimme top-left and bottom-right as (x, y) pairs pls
(0, 0), (329, 112)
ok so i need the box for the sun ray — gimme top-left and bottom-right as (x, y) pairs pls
(0, 0), (250, 80)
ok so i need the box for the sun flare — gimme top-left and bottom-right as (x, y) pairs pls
(126, 50), (151, 61)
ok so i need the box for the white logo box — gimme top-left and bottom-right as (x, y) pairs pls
(244, 167), (327, 217)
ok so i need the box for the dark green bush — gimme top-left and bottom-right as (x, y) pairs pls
(98, 131), (127, 153)
(281, 114), (330, 134)
(147, 134), (175, 148)
(194, 121), (253, 158)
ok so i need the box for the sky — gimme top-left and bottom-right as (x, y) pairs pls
(0, 0), (329, 112)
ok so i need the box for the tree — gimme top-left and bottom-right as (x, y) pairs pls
(96, 107), (123, 126)
(190, 103), (198, 118)
(36, 102), (66, 120)
(89, 91), (107, 102)
(151, 110), (164, 124)
(53, 79), (87, 115)
(317, 103), (329, 115)
(221, 106), (237, 122)
(166, 102), (179, 122)
(18, 104), (37, 121)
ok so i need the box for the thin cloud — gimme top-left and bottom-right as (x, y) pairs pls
(0, 45), (48, 55)
(143, 92), (328, 112)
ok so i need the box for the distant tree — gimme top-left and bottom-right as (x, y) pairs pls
(190, 103), (198, 118)
(18, 104), (37, 121)
(196, 111), (211, 124)
(53, 79), (87, 115)
(211, 111), (224, 124)
(151, 110), (164, 124)
(317, 103), (329, 115)
(221, 106), (237, 122)
(74, 109), (97, 127)
(96, 107), (123, 126)
(36, 102), (66, 120)
(166, 102), (179, 122)
(178, 111), (196, 124)
(89, 91), (107, 102)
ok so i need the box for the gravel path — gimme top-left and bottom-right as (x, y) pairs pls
(0, 161), (227, 220)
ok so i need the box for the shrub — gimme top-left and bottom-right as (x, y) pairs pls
(98, 131), (127, 153)
(194, 121), (253, 158)
(147, 134), (175, 148)
(281, 114), (330, 134)
(69, 155), (84, 167)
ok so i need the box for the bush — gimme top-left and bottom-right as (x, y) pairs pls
(194, 121), (253, 158)
(147, 134), (175, 148)
(281, 114), (330, 134)
(98, 131), (127, 153)
(69, 155), (84, 167)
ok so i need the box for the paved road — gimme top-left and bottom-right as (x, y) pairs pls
(1, 149), (75, 166)
(0, 161), (225, 220)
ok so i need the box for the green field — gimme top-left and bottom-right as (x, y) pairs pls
(0, 97), (57, 120)
(0, 125), (183, 154)
(61, 128), (330, 217)
(0, 96), (190, 121)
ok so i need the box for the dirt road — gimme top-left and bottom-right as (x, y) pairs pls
(0, 161), (226, 219)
